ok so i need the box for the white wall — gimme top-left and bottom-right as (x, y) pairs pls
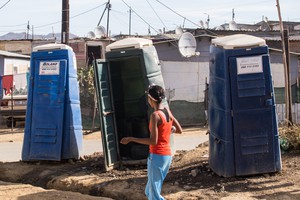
(4, 58), (29, 75)
(160, 60), (209, 102)
(269, 53), (299, 87)
(271, 63), (285, 87)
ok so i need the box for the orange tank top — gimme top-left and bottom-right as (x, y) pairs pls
(149, 109), (173, 155)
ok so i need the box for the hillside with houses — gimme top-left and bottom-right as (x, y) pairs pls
(2, 20), (300, 126)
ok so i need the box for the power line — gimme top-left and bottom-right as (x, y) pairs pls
(72, 3), (106, 19)
(0, 28), (26, 33)
(154, 0), (200, 28)
(35, 20), (61, 29)
(0, 23), (27, 28)
(0, 0), (11, 10)
(1, 3), (106, 34)
(110, 10), (129, 31)
(145, 0), (167, 30)
(35, 3), (106, 30)
(121, 0), (159, 34)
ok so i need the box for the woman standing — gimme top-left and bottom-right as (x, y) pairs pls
(120, 85), (182, 200)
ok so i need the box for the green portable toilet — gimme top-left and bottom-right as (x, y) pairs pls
(94, 38), (166, 170)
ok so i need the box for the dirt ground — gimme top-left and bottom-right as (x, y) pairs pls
(0, 125), (299, 200)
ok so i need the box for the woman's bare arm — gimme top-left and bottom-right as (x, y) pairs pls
(120, 112), (159, 145)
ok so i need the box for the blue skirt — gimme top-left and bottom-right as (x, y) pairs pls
(145, 153), (172, 200)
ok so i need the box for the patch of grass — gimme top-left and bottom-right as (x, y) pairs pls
(279, 124), (300, 151)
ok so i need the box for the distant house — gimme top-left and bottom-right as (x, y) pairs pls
(152, 33), (212, 125)
(0, 38), (111, 68)
(255, 20), (300, 32)
(0, 39), (111, 128)
(1, 21), (300, 125)
(0, 50), (30, 77)
(268, 48), (300, 122)
(0, 50), (30, 125)
(68, 38), (111, 68)
(215, 20), (300, 33)
(0, 50), (29, 108)
(152, 29), (300, 125)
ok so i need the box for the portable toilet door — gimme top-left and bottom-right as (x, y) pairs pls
(93, 59), (120, 170)
(229, 53), (280, 176)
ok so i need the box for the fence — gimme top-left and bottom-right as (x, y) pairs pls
(276, 104), (300, 124)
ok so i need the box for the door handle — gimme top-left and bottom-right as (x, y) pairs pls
(265, 99), (273, 106)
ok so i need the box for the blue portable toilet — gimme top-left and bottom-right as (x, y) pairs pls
(22, 44), (83, 161)
(208, 34), (282, 177)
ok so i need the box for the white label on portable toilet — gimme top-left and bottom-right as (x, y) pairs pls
(236, 56), (263, 75)
(39, 61), (60, 75)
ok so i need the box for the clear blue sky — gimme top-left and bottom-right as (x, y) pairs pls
(0, 0), (299, 37)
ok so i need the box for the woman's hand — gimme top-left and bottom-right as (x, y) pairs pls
(120, 132), (157, 146)
(120, 137), (132, 144)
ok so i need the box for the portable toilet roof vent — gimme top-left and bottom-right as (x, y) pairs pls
(106, 38), (153, 52)
(33, 43), (73, 52)
(212, 34), (266, 50)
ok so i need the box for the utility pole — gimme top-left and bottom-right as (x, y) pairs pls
(276, 0), (293, 125)
(129, 7), (132, 36)
(284, 29), (292, 124)
(106, 0), (111, 37)
(61, 0), (69, 45)
(26, 21), (30, 39)
(97, 0), (111, 37)
(204, 13), (210, 28)
(32, 25), (34, 40)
